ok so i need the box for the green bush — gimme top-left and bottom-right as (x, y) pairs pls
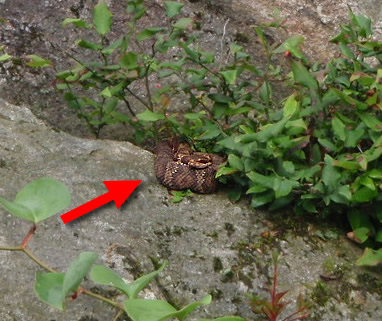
(29, 1), (382, 256)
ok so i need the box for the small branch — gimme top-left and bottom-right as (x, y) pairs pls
(21, 224), (37, 248)
(219, 18), (230, 69)
(82, 288), (124, 310)
(112, 308), (125, 321)
(0, 243), (124, 314)
(144, 63), (154, 111)
(281, 306), (310, 321)
(23, 247), (56, 273)
(0, 245), (23, 251)
(125, 87), (151, 109)
(121, 96), (136, 117)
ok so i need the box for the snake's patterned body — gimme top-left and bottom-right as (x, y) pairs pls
(154, 139), (225, 194)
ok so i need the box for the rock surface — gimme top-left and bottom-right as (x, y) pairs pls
(1, 98), (382, 320)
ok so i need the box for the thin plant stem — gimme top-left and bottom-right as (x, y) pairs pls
(281, 306), (310, 321)
(0, 241), (125, 314)
(125, 87), (151, 109)
(112, 309), (125, 321)
(0, 245), (22, 251)
(23, 247), (56, 273)
(81, 288), (124, 310)
(21, 224), (37, 248)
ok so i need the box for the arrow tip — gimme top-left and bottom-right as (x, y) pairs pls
(103, 180), (141, 209)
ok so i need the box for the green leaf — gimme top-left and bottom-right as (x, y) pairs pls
(164, 1), (184, 18)
(35, 272), (65, 310)
(93, 0), (112, 35)
(291, 60), (318, 90)
(124, 299), (177, 321)
(251, 191), (274, 207)
(62, 18), (91, 28)
(345, 127), (364, 147)
(91, 261), (166, 298)
(228, 154), (244, 171)
(208, 93), (232, 103)
(173, 17), (193, 30)
(375, 229), (382, 242)
(247, 172), (274, 189)
(332, 159), (360, 170)
(353, 227), (370, 243)
(332, 117), (346, 141)
(216, 167), (239, 178)
(357, 248), (382, 266)
(347, 208), (373, 231)
(136, 110), (165, 122)
(120, 52), (139, 69)
(0, 177), (71, 223)
(356, 111), (382, 132)
(171, 190), (193, 203)
(0, 53), (12, 61)
(255, 117), (289, 143)
(322, 155), (340, 190)
(330, 88), (368, 110)
(273, 35), (308, 63)
(338, 42), (356, 59)
(273, 178), (295, 199)
(76, 39), (102, 50)
(137, 27), (166, 41)
(283, 94), (298, 118)
(63, 252), (98, 297)
(352, 186), (377, 202)
(318, 138), (339, 152)
(259, 81), (271, 104)
(100, 87), (112, 98)
(162, 295), (212, 321)
(105, 98), (119, 113)
(219, 70), (237, 85)
(25, 55), (51, 68)
(246, 185), (267, 194)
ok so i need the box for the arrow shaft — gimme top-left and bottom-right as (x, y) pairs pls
(61, 192), (112, 224)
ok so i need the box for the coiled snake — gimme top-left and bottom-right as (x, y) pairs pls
(154, 138), (226, 194)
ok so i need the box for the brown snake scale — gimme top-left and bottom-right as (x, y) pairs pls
(154, 139), (226, 194)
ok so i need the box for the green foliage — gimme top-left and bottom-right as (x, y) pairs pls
(170, 189), (193, 203)
(35, 252), (98, 310)
(0, 177), (71, 223)
(124, 295), (212, 321)
(357, 248), (382, 266)
(33, 1), (382, 260)
(90, 261), (167, 298)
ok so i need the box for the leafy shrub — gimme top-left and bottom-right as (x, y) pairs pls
(28, 1), (382, 256)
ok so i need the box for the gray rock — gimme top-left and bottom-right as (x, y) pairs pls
(1, 98), (382, 320)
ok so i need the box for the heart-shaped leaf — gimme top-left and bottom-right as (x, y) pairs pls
(93, 0), (112, 35)
(91, 261), (167, 298)
(0, 177), (71, 223)
(124, 299), (177, 321)
(63, 252), (98, 297)
(35, 272), (65, 310)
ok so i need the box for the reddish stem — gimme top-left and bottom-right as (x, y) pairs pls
(272, 262), (278, 308)
(281, 306), (310, 321)
(21, 224), (37, 248)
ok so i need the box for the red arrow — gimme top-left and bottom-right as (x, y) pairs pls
(61, 180), (141, 224)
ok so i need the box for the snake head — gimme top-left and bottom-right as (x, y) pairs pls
(182, 155), (212, 169)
